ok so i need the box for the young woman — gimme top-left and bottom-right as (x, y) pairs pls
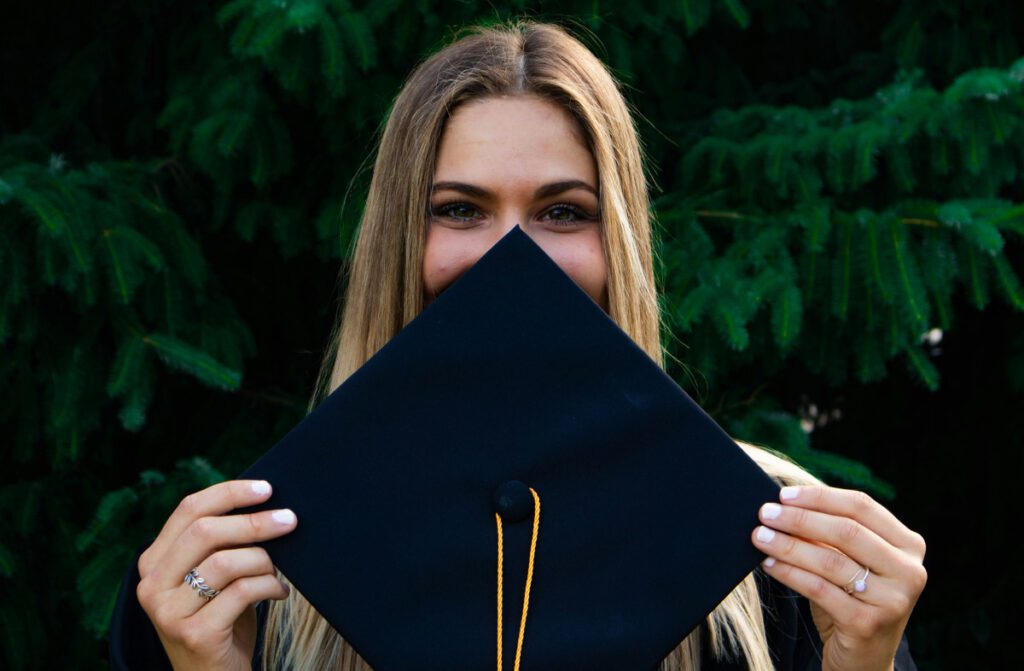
(112, 19), (927, 671)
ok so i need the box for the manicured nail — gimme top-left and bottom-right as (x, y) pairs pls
(780, 486), (800, 500)
(272, 509), (296, 525)
(761, 502), (782, 520)
(756, 526), (776, 543)
(762, 557), (776, 568)
(252, 480), (271, 495)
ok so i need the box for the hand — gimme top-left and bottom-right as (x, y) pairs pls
(750, 485), (927, 671)
(135, 480), (299, 671)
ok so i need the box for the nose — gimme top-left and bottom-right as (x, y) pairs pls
(498, 216), (522, 234)
(494, 215), (527, 244)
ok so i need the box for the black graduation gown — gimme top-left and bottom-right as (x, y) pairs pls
(108, 541), (918, 670)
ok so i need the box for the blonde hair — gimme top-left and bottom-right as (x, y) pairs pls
(261, 18), (823, 671)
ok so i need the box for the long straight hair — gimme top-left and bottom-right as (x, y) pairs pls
(260, 18), (823, 671)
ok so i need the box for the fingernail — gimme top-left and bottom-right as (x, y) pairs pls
(761, 502), (782, 520)
(756, 526), (776, 543)
(780, 486), (800, 500)
(252, 480), (271, 495)
(272, 509), (296, 525)
(762, 557), (776, 568)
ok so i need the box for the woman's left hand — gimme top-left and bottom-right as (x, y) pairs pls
(751, 484), (928, 671)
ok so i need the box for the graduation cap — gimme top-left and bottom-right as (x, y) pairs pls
(235, 225), (781, 671)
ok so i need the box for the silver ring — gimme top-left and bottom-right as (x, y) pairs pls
(184, 567), (221, 600)
(843, 565), (870, 594)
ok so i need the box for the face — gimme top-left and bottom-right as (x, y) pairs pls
(423, 95), (608, 312)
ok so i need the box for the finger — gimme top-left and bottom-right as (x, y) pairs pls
(757, 501), (905, 577)
(758, 554), (869, 631)
(168, 546), (278, 620)
(153, 508), (297, 591)
(752, 525), (898, 608)
(141, 480), (274, 577)
(186, 574), (290, 636)
(778, 486), (925, 556)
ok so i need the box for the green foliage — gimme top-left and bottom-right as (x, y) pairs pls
(2, 0), (1022, 668)
(661, 57), (1024, 396)
(75, 458), (227, 637)
(0, 144), (252, 446)
(725, 402), (896, 499)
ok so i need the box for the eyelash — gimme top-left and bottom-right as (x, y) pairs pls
(428, 202), (598, 226)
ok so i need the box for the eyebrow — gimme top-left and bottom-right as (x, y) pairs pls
(430, 179), (598, 200)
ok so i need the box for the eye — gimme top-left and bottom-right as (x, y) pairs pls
(429, 202), (483, 223)
(541, 203), (598, 227)
(428, 202), (599, 227)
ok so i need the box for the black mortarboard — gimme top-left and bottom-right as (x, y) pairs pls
(235, 225), (780, 671)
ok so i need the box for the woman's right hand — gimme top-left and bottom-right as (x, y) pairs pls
(135, 479), (298, 671)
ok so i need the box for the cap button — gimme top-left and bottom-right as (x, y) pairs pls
(492, 480), (534, 524)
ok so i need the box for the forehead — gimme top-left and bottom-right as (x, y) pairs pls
(434, 95), (596, 186)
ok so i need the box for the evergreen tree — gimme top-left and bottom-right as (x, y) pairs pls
(1, 1), (1020, 668)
